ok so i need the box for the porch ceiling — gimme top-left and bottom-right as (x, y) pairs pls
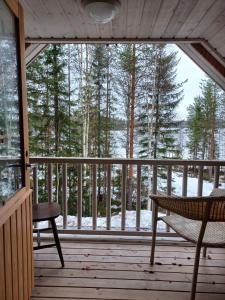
(20, 0), (225, 89)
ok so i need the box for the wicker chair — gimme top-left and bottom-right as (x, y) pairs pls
(150, 194), (225, 300)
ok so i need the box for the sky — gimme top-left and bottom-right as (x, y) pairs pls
(174, 46), (207, 120)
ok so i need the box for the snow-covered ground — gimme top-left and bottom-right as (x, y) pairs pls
(171, 172), (225, 196)
(39, 210), (166, 231)
(37, 173), (225, 231)
(53, 210), (165, 229)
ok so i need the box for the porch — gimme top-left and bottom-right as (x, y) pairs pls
(32, 238), (225, 300)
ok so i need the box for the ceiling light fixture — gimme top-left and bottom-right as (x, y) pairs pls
(81, 0), (121, 24)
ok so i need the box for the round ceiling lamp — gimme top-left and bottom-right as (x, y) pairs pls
(81, 0), (121, 24)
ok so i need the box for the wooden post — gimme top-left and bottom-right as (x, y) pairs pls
(62, 164), (68, 229)
(121, 164), (127, 230)
(77, 164), (82, 229)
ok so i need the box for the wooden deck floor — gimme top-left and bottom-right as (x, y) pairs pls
(32, 239), (225, 300)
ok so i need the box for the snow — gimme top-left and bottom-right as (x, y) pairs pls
(38, 210), (166, 231)
(172, 173), (225, 196)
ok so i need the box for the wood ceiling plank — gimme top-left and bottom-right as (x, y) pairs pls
(203, 8), (225, 41)
(20, 0), (46, 38)
(208, 24), (225, 50)
(75, 0), (100, 38)
(217, 47), (225, 58)
(176, 0), (216, 38)
(162, 0), (199, 38)
(138, 0), (162, 38)
(126, 0), (144, 38)
(97, 23), (112, 39)
(111, 0), (128, 38)
(23, 14), (39, 39)
(22, 0), (55, 38)
(151, 0), (180, 38)
(189, 0), (225, 38)
(56, 0), (85, 38)
(38, 0), (73, 38)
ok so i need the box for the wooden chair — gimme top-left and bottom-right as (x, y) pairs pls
(150, 194), (225, 300)
(33, 202), (64, 267)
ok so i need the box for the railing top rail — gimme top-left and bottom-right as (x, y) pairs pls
(30, 157), (225, 166)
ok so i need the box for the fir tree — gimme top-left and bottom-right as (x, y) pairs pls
(138, 45), (184, 161)
(187, 79), (221, 162)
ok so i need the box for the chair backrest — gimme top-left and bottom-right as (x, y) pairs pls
(150, 195), (225, 221)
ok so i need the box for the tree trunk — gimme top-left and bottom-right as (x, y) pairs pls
(208, 85), (216, 180)
(128, 44), (136, 210)
(53, 45), (60, 203)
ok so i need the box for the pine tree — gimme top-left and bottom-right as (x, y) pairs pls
(187, 79), (221, 163)
(139, 45), (184, 161)
(27, 44), (80, 206)
(187, 96), (205, 159)
(186, 78), (225, 179)
(115, 44), (142, 209)
(137, 45), (184, 203)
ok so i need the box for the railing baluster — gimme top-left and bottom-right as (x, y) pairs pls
(214, 166), (220, 188)
(77, 164), (82, 229)
(62, 164), (68, 229)
(121, 164), (127, 231)
(167, 165), (172, 196)
(152, 165), (157, 194)
(136, 165), (141, 231)
(106, 164), (111, 230)
(182, 165), (188, 196)
(166, 165), (172, 232)
(47, 163), (53, 203)
(33, 165), (38, 228)
(33, 165), (38, 204)
(92, 164), (97, 230)
(197, 165), (203, 196)
(152, 165), (157, 231)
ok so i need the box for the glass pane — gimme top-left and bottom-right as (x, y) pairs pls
(0, 0), (23, 206)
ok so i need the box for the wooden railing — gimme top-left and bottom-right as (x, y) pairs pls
(30, 157), (225, 236)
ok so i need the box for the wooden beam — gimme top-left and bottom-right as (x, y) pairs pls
(25, 43), (47, 66)
(25, 37), (204, 44)
(191, 43), (225, 77)
(178, 43), (225, 90)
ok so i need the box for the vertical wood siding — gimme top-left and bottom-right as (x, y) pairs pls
(0, 190), (33, 300)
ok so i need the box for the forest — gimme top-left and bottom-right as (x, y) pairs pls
(27, 43), (225, 216)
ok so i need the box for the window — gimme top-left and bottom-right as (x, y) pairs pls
(0, 0), (23, 206)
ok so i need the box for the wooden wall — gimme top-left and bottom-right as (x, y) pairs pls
(0, 188), (33, 300)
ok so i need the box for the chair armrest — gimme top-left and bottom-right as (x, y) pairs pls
(150, 194), (225, 221)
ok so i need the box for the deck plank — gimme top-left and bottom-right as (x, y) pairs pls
(34, 253), (225, 267)
(35, 260), (225, 275)
(32, 241), (225, 300)
(34, 268), (225, 284)
(35, 247), (225, 259)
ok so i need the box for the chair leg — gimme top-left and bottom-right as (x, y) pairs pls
(150, 204), (158, 265)
(203, 246), (207, 258)
(191, 241), (202, 300)
(37, 229), (41, 248)
(50, 218), (64, 267)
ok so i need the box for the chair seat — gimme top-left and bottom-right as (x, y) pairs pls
(33, 202), (60, 222)
(161, 215), (225, 246)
